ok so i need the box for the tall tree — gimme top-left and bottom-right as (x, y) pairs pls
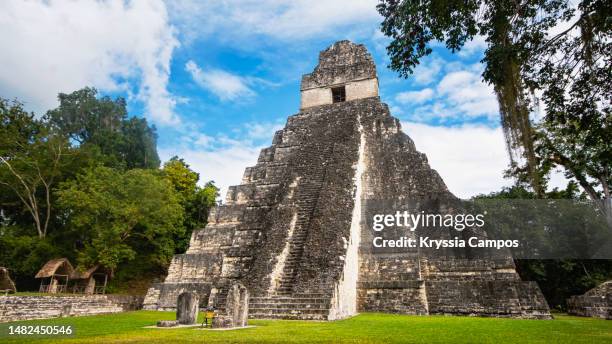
(0, 99), (75, 238)
(45, 87), (160, 169)
(56, 166), (183, 272)
(121, 117), (161, 169)
(162, 157), (218, 252)
(377, 0), (610, 207)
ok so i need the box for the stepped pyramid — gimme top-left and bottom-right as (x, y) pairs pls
(144, 40), (551, 320)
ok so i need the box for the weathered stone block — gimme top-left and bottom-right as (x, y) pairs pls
(567, 281), (612, 319)
(157, 320), (178, 327)
(225, 283), (249, 327)
(176, 292), (199, 325)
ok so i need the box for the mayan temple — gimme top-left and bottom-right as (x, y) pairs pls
(144, 40), (551, 320)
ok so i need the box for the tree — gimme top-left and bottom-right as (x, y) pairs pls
(474, 184), (612, 309)
(56, 166), (183, 272)
(0, 99), (75, 238)
(162, 157), (218, 252)
(524, 0), (611, 222)
(121, 117), (161, 169)
(377, 0), (610, 202)
(45, 87), (160, 169)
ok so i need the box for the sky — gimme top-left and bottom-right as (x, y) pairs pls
(0, 0), (565, 199)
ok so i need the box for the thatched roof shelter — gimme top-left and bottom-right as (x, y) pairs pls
(70, 265), (108, 280)
(70, 265), (109, 294)
(0, 267), (17, 293)
(35, 258), (74, 279)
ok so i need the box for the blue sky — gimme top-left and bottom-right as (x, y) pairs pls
(2, 0), (549, 198)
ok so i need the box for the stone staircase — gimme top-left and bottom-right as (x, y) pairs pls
(248, 293), (332, 320)
(248, 145), (334, 320)
(276, 145), (330, 295)
(276, 183), (322, 295)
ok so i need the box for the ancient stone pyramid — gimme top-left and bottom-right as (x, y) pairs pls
(144, 40), (551, 320)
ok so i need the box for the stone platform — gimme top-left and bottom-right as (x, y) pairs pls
(0, 295), (143, 322)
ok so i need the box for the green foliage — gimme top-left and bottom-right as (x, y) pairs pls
(1, 88), (219, 291)
(56, 166), (183, 272)
(45, 87), (160, 169)
(0, 98), (80, 238)
(377, 0), (610, 200)
(162, 157), (199, 200)
(162, 157), (218, 252)
(0, 233), (61, 290)
(474, 185), (612, 310)
(190, 182), (218, 229)
(516, 259), (612, 311)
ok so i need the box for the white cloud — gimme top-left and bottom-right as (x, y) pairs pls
(437, 70), (499, 118)
(411, 56), (444, 85)
(401, 122), (569, 198)
(0, 0), (179, 124)
(160, 144), (261, 201)
(458, 35), (487, 57)
(167, 119), (569, 202)
(162, 120), (282, 198)
(395, 64), (499, 122)
(396, 88), (434, 104)
(185, 60), (255, 101)
(401, 122), (512, 198)
(243, 122), (284, 140)
(167, 0), (380, 42)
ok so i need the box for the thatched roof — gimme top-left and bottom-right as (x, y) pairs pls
(0, 267), (17, 292)
(35, 258), (74, 278)
(71, 265), (106, 280)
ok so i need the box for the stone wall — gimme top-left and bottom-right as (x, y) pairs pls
(0, 295), (143, 322)
(300, 41), (378, 109)
(357, 280), (428, 315)
(425, 280), (550, 318)
(300, 78), (378, 109)
(143, 282), (211, 311)
(567, 281), (611, 319)
(300, 40), (376, 90)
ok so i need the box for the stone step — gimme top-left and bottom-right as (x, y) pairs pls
(277, 286), (294, 292)
(248, 313), (328, 320)
(247, 307), (330, 314)
(250, 303), (330, 310)
(250, 297), (330, 303)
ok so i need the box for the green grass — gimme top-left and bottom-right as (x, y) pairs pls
(1, 311), (610, 343)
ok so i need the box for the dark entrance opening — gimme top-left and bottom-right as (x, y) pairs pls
(331, 86), (346, 103)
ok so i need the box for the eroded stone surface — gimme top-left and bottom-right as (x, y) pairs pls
(176, 292), (199, 325)
(0, 295), (143, 322)
(567, 281), (611, 319)
(157, 320), (178, 327)
(225, 283), (249, 327)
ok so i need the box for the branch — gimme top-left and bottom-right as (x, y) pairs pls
(550, 154), (598, 198)
(0, 180), (36, 218)
(538, 11), (597, 53)
(0, 156), (43, 237)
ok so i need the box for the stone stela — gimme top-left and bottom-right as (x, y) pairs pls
(144, 40), (551, 320)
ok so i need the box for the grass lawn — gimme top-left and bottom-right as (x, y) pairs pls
(1, 311), (610, 343)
